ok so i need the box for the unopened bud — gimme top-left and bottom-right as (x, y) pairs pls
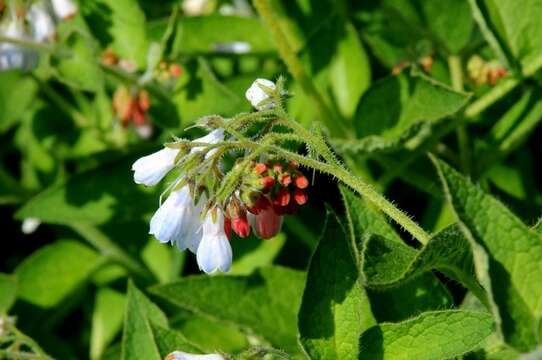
(261, 176), (275, 189)
(294, 174), (309, 189)
(294, 188), (307, 205)
(232, 213), (250, 238)
(254, 163), (267, 175)
(273, 188), (290, 207)
(279, 173), (291, 186)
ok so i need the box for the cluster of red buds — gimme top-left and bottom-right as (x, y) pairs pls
(224, 159), (310, 240)
(155, 61), (183, 82)
(112, 85), (152, 138)
(467, 55), (507, 86)
(392, 53), (433, 75)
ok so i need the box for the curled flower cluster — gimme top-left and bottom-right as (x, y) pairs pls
(113, 85), (153, 139)
(0, 0), (78, 71)
(132, 78), (310, 274)
(467, 55), (507, 86)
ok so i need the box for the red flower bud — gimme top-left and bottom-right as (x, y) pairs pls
(248, 195), (271, 214)
(254, 163), (267, 175)
(294, 174), (309, 189)
(224, 216), (232, 241)
(273, 163), (283, 173)
(294, 188), (308, 205)
(288, 160), (298, 170)
(169, 63), (183, 77)
(232, 213), (250, 238)
(279, 173), (292, 187)
(273, 188), (290, 207)
(261, 176), (275, 188)
(252, 207), (283, 239)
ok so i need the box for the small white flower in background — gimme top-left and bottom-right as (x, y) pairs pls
(27, 2), (56, 42)
(196, 209), (232, 274)
(182, 0), (214, 16)
(212, 41), (251, 54)
(135, 122), (153, 140)
(245, 78), (276, 110)
(51, 0), (78, 20)
(149, 186), (204, 252)
(0, 18), (38, 71)
(21, 217), (41, 234)
(166, 351), (225, 360)
(132, 147), (179, 186)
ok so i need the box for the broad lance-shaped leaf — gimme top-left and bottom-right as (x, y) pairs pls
(151, 323), (202, 358)
(0, 273), (17, 313)
(15, 240), (100, 308)
(150, 266), (305, 354)
(359, 310), (495, 360)
(341, 186), (452, 321)
(298, 211), (375, 360)
(432, 156), (542, 351)
(121, 281), (168, 360)
(362, 224), (487, 304)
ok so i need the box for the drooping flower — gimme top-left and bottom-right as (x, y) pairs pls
(196, 209), (232, 273)
(248, 206), (283, 240)
(245, 78), (275, 110)
(132, 146), (179, 186)
(149, 186), (204, 252)
(166, 351), (225, 360)
(27, 2), (56, 42)
(51, 0), (78, 20)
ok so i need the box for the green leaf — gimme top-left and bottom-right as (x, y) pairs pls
(482, 0), (542, 69)
(419, 0), (474, 54)
(91, 287), (126, 360)
(298, 211), (375, 360)
(151, 323), (202, 358)
(172, 15), (274, 55)
(355, 73), (469, 140)
(16, 154), (158, 225)
(432, 156), (542, 350)
(362, 224), (486, 303)
(150, 266), (305, 353)
(0, 273), (17, 314)
(0, 71), (38, 133)
(330, 22), (371, 119)
(174, 58), (247, 125)
(53, 31), (104, 92)
(229, 233), (286, 275)
(121, 281), (167, 360)
(15, 240), (100, 308)
(359, 310), (495, 360)
(83, 0), (149, 68)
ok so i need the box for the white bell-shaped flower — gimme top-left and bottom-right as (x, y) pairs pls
(27, 2), (56, 42)
(166, 351), (225, 360)
(196, 209), (232, 273)
(21, 218), (41, 234)
(149, 186), (204, 250)
(132, 147), (179, 186)
(245, 78), (275, 110)
(51, 0), (78, 20)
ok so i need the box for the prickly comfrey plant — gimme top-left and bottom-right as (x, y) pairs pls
(132, 76), (432, 274)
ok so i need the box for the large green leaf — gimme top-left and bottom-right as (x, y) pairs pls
(482, 0), (542, 69)
(82, 0), (149, 68)
(0, 71), (38, 133)
(298, 211), (375, 360)
(355, 73), (469, 139)
(15, 240), (100, 308)
(151, 323), (202, 358)
(172, 15), (274, 55)
(15, 154), (158, 225)
(362, 224), (486, 303)
(150, 266), (305, 354)
(121, 282), (167, 360)
(433, 156), (542, 351)
(0, 273), (17, 314)
(91, 287), (126, 360)
(229, 233), (286, 275)
(330, 22), (371, 119)
(359, 310), (495, 359)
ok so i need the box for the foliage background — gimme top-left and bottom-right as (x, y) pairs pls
(1, 0), (542, 359)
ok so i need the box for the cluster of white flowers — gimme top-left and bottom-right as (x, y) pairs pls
(132, 79), (277, 274)
(0, 0), (78, 71)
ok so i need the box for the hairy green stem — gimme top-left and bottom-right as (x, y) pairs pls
(252, 0), (348, 138)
